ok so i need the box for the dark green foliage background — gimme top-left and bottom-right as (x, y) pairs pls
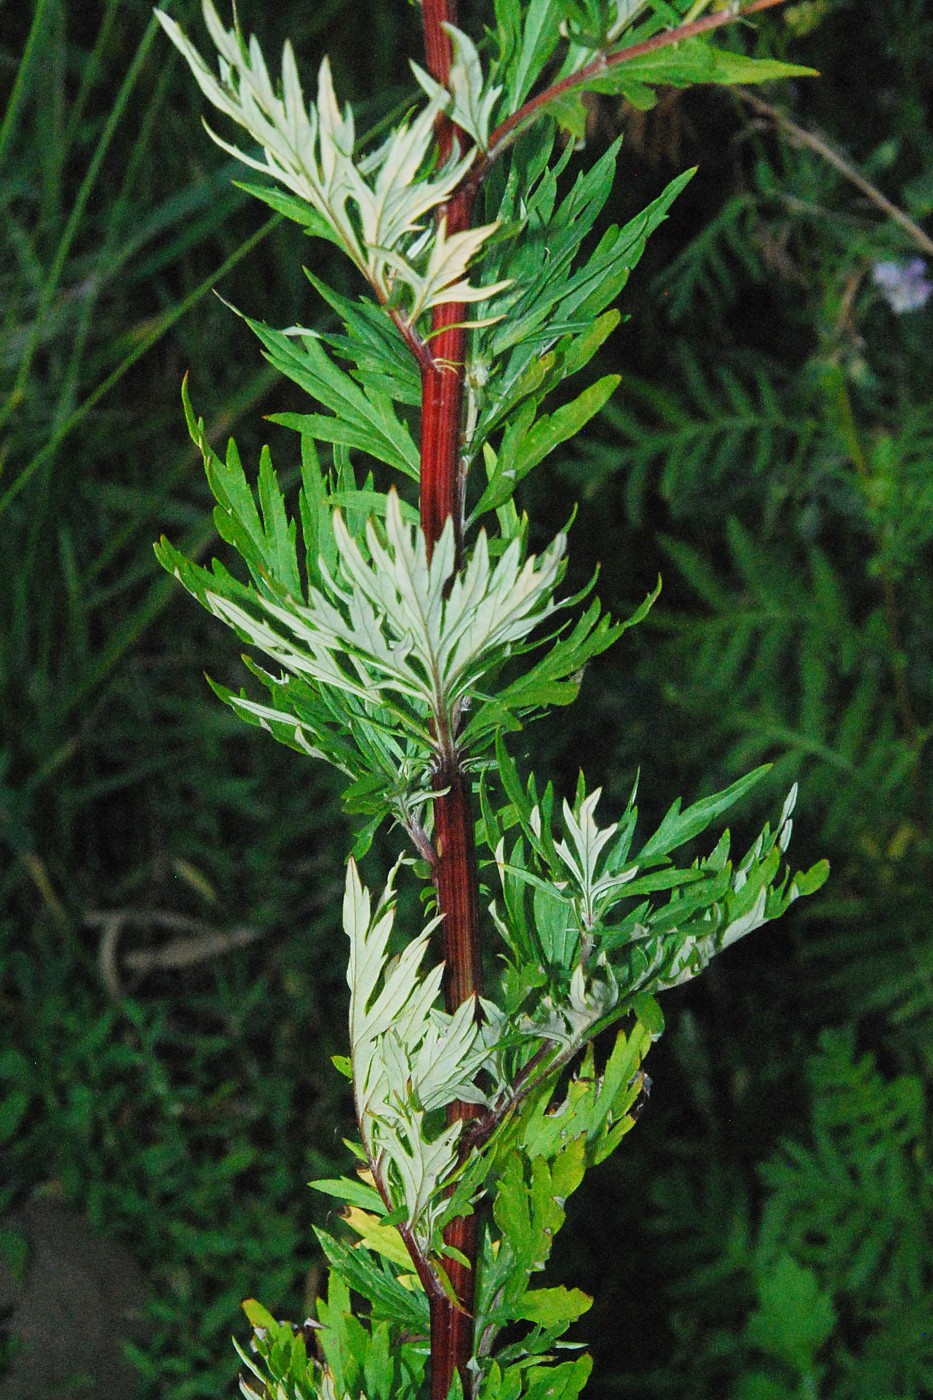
(1, 1), (930, 1397)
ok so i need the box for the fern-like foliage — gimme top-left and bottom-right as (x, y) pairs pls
(577, 349), (811, 524)
(654, 191), (765, 322)
(653, 519), (916, 839)
(646, 1031), (933, 1399)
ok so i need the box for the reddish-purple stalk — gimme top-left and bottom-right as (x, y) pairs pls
(418, 7), (484, 1400)
(408, 4), (793, 1396)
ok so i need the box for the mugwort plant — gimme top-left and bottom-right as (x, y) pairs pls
(154, 3), (826, 1397)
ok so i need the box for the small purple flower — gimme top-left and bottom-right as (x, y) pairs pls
(871, 257), (932, 314)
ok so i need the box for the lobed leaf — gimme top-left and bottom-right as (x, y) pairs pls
(157, 2), (507, 326)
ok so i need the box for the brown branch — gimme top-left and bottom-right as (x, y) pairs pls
(736, 88), (933, 257)
(420, 181), (475, 564)
(399, 1221), (450, 1305)
(388, 305), (437, 373)
(472, 0), (793, 184)
(89, 908), (262, 1000)
(461, 1044), (555, 1156)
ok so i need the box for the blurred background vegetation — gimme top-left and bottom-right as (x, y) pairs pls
(1, 1), (930, 1397)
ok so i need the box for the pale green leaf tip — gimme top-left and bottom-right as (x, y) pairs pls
(241, 1297), (276, 1329)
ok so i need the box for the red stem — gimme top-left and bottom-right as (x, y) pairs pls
(419, 186), (473, 563)
(420, 0), (472, 561)
(431, 763), (483, 1398)
(420, 5), (483, 1398)
(433, 765), (484, 1011)
(421, 0), (459, 163)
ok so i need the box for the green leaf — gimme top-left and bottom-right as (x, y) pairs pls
(179, 379), (303, 601)
(474, 375), (620, 517)
(493, 0), (523, 77)
(746, 1253), (836, 1371)
(466, 583), (658, 748)
(638, 765), (771, 863)
(508, 0), (564, 109)
(243, 313), (420, 480)
(559, 308), (621, 379)
(242, 1298), (277, 1330)
(304, 272), (421, 408)
(233, 178), (345, 249)
(524, 1354), (592, 1400)
(614, 865), (706, 898)
(257, 444), (302, 596)
(631, 992), (664, 1038)
(311, 1176), (387, 1214)
(315, 1229), (428, 1332)
(342, 1208), (414, 1271)
(514, 1285), (592, 1327)
(327, 490), (419, 525)
(613, 41), (819, 94)
(471, 165), (693, 507)
(487, 140), (625, 357)
(548, 89), (590, 140)
(533, 883), (579, 968)
(793, 858), (830, 897)
(488, 161), (691, 361)
(491, 1150), (565, 1284)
